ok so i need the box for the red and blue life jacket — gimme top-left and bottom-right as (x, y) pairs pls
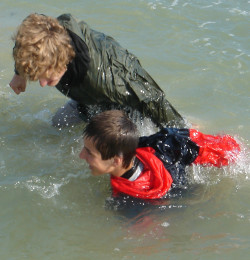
(111, 128), (240, 199)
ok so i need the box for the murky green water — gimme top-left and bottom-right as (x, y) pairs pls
(0, 0), (249, 259)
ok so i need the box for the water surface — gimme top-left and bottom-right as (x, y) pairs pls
(0, 0), (249, 259)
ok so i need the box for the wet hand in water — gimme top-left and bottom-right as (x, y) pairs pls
(9, 74), (27, 95)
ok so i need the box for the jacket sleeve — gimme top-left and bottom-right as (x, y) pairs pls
(112, 56), (185, 128)
(99, 39), (185, 128)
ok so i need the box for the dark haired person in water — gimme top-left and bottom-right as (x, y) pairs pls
(79, 110), (240, 199)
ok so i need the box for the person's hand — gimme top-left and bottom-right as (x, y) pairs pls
(9, 74), (27, 95)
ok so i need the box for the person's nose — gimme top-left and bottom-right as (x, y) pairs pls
(39, 78), (48, 87)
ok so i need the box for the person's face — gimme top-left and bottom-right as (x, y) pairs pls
(38, 68), (66, 87)
(79, 137), (116, 176)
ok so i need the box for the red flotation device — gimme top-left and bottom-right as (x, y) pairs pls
(190, 129), (240, 167)
(111, 147), (173, 199)
(111, 129), (241, 199)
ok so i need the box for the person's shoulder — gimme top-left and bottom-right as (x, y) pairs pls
(57, 14), (87, 25)
(57, 13), (76, 24)
(57, 14), (88, 37)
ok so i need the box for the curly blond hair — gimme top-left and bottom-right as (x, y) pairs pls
(13, 13), (75, 81)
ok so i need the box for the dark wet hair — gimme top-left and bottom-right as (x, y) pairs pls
(83, 110), (139, 168)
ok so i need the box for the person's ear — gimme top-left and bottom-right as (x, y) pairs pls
(112, 156), (123, 167)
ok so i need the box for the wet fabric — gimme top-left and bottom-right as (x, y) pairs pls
(139, 128), (199, 186)
(190, 129), (241, 167)
(120, 157), (141, 180)
(57, 29), (90, 92)
(111, 128), (240, 199)
(111, 147), (173, 199)
(56, 14), (185, 128)
(51, 99), (87, 127)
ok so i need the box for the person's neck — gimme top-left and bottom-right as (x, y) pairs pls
(110, 158), (135, 178)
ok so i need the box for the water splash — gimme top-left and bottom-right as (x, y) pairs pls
(24, 176), (64, 199)
(190, 136), (250, 186)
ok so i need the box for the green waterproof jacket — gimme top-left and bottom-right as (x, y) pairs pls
(56, 14), (184, 128)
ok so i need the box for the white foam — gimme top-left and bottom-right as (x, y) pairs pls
(199, 21), (216, 28)
(161, 221), (170, 227)
(25, 177), (64, 199)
